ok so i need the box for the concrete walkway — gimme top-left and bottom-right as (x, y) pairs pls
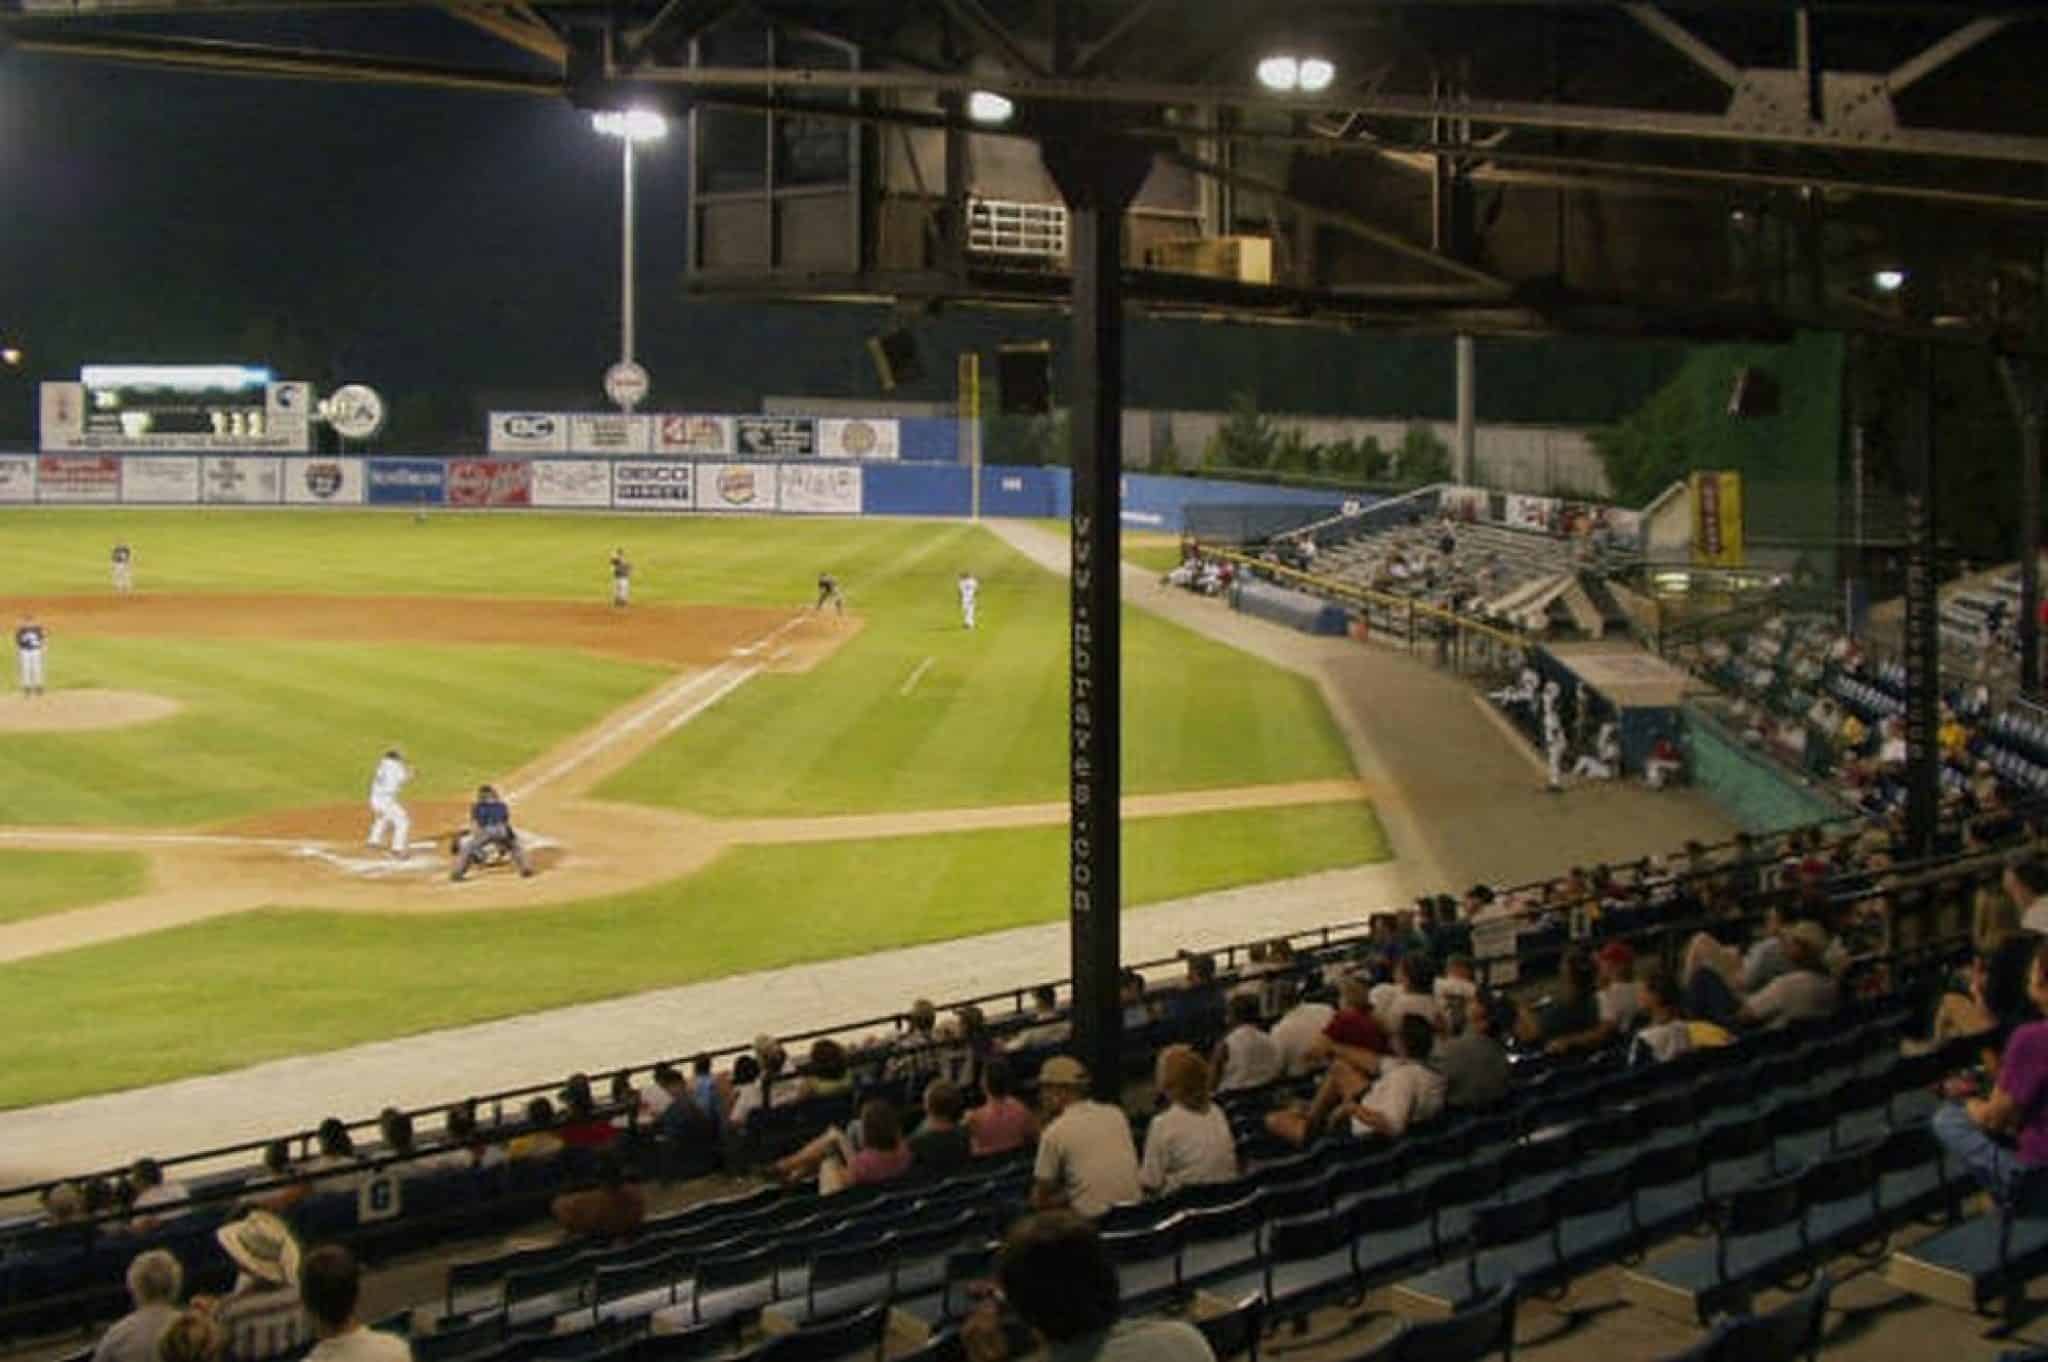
(0, 520), (1733, 1186)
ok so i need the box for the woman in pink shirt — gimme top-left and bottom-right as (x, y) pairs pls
(824, 1100), (912, 1194)
(965, 1057), (1040, 1157)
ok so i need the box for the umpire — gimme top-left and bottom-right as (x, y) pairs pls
(450, 784), (536, 881)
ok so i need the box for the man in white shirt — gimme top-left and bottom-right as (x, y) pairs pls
(127, 1159), (190, 1232)
(1594, 941), (1642, 1032)
(2009, 860), (2048, 936)
(1007, 986), (1073, 1052)
(299, 1245), (411, 1362)
(92, 1251), (182, 1362)
(1433, 956), (1479, 1034)
(1268, 981), (1335, 1077)
(1211, 995), (1283, 1093)
(1343, 1016), (1448, 1139)
(1628, 969), (1693, 1066)
(1031, 1057), (1140, 1218)
(364, 748), (412, 859)
(1739, 923), (1841, 1029)
(957, 572), (980, 630)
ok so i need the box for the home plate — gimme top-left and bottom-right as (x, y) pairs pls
(295, 833), (564, 880)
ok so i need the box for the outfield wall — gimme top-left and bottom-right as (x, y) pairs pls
(0, 452), (1372, 531)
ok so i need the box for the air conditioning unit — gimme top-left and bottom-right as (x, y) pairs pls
(1146, 236), (1274, 285)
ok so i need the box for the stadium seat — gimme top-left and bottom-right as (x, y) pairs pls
(1192, 1294), (1264, 1362)
(1886, 1167), (2048, 1326)
(1653, 1275), (1832, 1362)
(1622, 1175), (1809, 1324)
(744, 1302), (888, 1362)
(1349, 1279), (1518, 1362)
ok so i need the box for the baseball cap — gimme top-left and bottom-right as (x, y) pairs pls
(1037, 1056), (1090, 1089)
(1595, 941), (1635, 970)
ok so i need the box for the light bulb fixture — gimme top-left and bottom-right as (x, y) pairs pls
(1872, 268), (1907, 293)
(0, 347), (20, 367)
(1257, 51), (1335, 93)
(1296, 57), (1336, 93)
(592, 109), (670, 143)
(966, 90), (1016, 125)
(1256, 55), (1301, 92)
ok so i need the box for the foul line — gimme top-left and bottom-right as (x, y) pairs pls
(0, 829), (312, 851)
(899, 656), (935, 697)
(662, 665), (760, 734)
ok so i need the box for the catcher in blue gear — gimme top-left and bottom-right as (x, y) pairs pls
(449, 784), (535, 881)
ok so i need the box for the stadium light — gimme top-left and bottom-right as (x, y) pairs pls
(1257, 51), (1335, 93)
(1873, 267), (1908, 293)
(592, 110), (670, 404)
(1, 347), (20, 367)
(81, 364), (271, 390)
(592, 109), (669, 143)
(967, 90), (1016, 125)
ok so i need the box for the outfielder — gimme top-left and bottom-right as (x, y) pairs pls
(365, 747), (413, 858)
(609, 549), (632, 608)
(450, 784), (535, 881)
(814, 571), (845, 615)
(15, 614), (47, 697)
(957, 571), (979, 630)
(111, 543), (133, 594)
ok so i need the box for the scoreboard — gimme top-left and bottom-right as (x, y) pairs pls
(40, 366), (313, 453)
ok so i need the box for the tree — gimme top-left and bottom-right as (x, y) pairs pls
(1205, 391), (1281, 470)
(1396, 422), (1453, 484)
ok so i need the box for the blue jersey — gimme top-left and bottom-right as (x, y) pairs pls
(472, 796), (512, 831)
(15, 626), (44, 652)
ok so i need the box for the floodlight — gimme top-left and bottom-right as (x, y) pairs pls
(1256, 55), (1301, 91)
(967, 90), (1016, 125)
(1873, 268), (1907, 293)
(0, 347), (20, 367)
(592, 109), (669, 143)
(1296, 57), (1336, 93)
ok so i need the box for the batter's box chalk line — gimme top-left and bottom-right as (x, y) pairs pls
(294, 832), (563, 879)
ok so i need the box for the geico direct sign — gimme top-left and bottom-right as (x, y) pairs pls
(501, 416), (558, 439)
(622, 466), (690, 482)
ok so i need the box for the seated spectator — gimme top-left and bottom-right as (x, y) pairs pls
(1628, 969), (1694, 1065)
(1269, 980), (1334, 1077)
(127, 1158), (190, 1232)
(1266, 1015), (1446, 1147)
(961, 1213), (1214, 1362)
(205, 1211), (307, 1362)
(1516, 950), (1600, 1050)
(1976, 883), (2022, 953)
(1120, 970), (1154, 1028)
(728, 1046), (782, 1130)
(776, 1098), (914, 1194)
(1308, 975), (1390, 1072)
(41, 1180), (84, 1227)
(2009, 859), (2048, 935)
(92, 1249), (182, 1362)
(1007, 986), (1072, 1052)
(640, 1063), (678, 1124)
(1211, 994), (1282, 1094)
(1433, 955), (1479, 1034)
(1935, 937), (2048, 1205)
(376, 1109), (415, 1161)
(1378, 954), (1444, 1035)
(1737, 922), (1841, 1028)
(550, 1152), (645, 1241)
(1433, 989), (1511, 1112)
(909, 1079), (973, 1177)
(651, 1066), (718, 1150)
(1138, 1047), (1238, 1197)
(1031, 1057), (1140, 1217)
(798, 1039), (854, 1102)
(887, 998), (944, 1090)
(439, 1104), (505, 1170)
(558, 1074), (619, 1149)
(299, 1245), (410, 1362)
(1163, 953), (1226, 1046)
(686, 1055), (726, 1134)
(1550, 941), (1641, 1056)
(965, 1057), (1039, 1158)
(158, 1310), (225, 1362)
(301, 1120), (363, 1196)
(507, 1098), (566, 1161)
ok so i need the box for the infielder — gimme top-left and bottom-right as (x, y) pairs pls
(609, 549), (632, 608)
(814, 571), (845, 615)
(957, 571), (979, 630)
(15, 614), (46, 698)
(1544, 709), (1569, 793)
(111, 543), (133, 594)
(365, 747), (413, 858)
(450, 784), (535, 881)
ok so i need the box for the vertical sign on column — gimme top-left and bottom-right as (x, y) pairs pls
(1902, 343), (1940, 858)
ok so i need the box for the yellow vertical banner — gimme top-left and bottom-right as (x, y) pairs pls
(1691, 470), (1745, 567)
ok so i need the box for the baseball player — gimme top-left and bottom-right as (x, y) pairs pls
(365, 747), (413, 858)
(110, 543), (133, 594)
(450, 784), (535, 881)
(814, 571), (845, 616)
(957, 571), (979, 630)
(15, 614), (47, 698)
(609, 549), (632, 608)
(1544, 708), (1569, 794)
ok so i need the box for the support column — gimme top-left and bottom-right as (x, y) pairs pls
(1042, 125), (1153, 1102)
(1998, 355), (2043, 697)
(1903, 341), (1941, 858)
(1455, 336), (1476, 484)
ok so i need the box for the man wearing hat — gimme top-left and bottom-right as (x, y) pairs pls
(208, 1210), (308, 1361)
(1737, 920), (1841, 1029)
(1030, 1056), (1139, 1219)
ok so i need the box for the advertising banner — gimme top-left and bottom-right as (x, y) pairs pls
(38, 383), (85, 448)
(285, 457), (366, 505)
(611, 460), (696, 510)
(1691, 470), (1745, 567)
(818, 418), (900, 461)
(366, 458), (448, 506)
(699, 462), (779, 512)
(0, 455), (34, 503)
(486, 412), (569, 455)
(734, 415), (817, 458)
(264, 382), (314, 450)
(1504, 492), (1559, 533)
(448, 459), (533, 508)
(1439, 484), (1489, 522)
(38, 454), (121, 503)
(534, 459), (616, 508)
(778, 462), (863, 514)
(654, 413), (733, 455)
(568, 413), (653, 455)
(201, 456), (284, 504)
(121, 456), (201, 504)
(41, 382), (310, 452)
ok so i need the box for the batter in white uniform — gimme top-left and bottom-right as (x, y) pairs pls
(15, 615), (46, 697)
(366, 747), (413, 857)
(957, 572), (979, 630)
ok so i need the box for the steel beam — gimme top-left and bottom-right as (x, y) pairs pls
(932, 0), (1047, 76)
(442, 3), (564, 65)
(7, 30), (563, 94)
(1903, 340), (1941, 859)
(2000, 354), (2045, 696)
(1624, 4), (1742, 87)
(1073, 0), (1169, 76)
(1886, 16), (2010, 95)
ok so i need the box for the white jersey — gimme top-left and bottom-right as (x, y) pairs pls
(958, 577), (978, 605)
(370, 756), (411, 801)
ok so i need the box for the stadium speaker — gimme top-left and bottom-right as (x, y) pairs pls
(866, 328), (923, 390)
(998, 343), (1054, 415)
(1726, 366), (1781, 419)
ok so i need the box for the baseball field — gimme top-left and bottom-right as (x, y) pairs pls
(0, 509), (1386, 1109)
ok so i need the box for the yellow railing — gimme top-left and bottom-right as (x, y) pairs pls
(1207, 548), (1529, 651)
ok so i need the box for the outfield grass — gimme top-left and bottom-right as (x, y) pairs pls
(0, 801), (1387, 1107)
(0, 639), (667, 826)
(0, 850), (149, 926)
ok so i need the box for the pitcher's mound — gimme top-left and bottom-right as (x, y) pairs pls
(0, 689), (183, 732)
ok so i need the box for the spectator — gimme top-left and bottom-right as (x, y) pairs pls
(41, 1180), (84, 1226)
(641, 1063), (678, 1124)
(948, 1006), (995, 1089)
(727, 1048), (780, 1130)
(1031, 1057), (1140, 1217)
(557, 1074), (618, 1149)
(92, 1249), (182, 1362)
(440, 1104), (505, 1170)
(1269, 1015), (1446, 1147)
(507, 1098), (565, 1161)
(961, 1213), (1213, 1362)
(1268, 980), (1334, 1078)
(651, 1067), (718, 1158)
(1210, 994), (1282, 1094)
(1007, 986), (1072, 1052)
(157, 1311), (225, 1362)
(1433, 955), (1479, 1034)
(2010, 860), (2048, 935)
(1163, 953), (1225, 1046)
(298, 1245), (411, 1362)
(1976, 885), (2023, 955)
(799, 1040), (854, 1101)
(1628, 969), (1694, 1065)
(1120, 970), (1154, 1028)
(127, 1158), (190, 1232)
(1308, 976), (1390, 1072)
(1935, 937), (2048, 1205)
(550, 1152), (645, 1241)
(1432, 989), (1511, 1112)
(1548, 942), (1640, 1056)
(888, 999), (945, 1090)
(376, 1110), (414, 1160)
(1139, 1047), (1238, 1197)
(1516, 950), (1600, 1050)
(302, 1120), (362, 1197)
(1379, 954), (1444, 1035)
(965, 1058), (1039, 1158)
(777, 1099), (914, 1194)
(908, 1080), (973, 1178)
(1738, 923), (1841, 1028)
(207, 1211), (307, 1362)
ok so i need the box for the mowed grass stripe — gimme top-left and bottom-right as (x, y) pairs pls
(0, 850), (149, 926)
(0, 801), (1388, 1108)
(0, 638), (669, 826)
